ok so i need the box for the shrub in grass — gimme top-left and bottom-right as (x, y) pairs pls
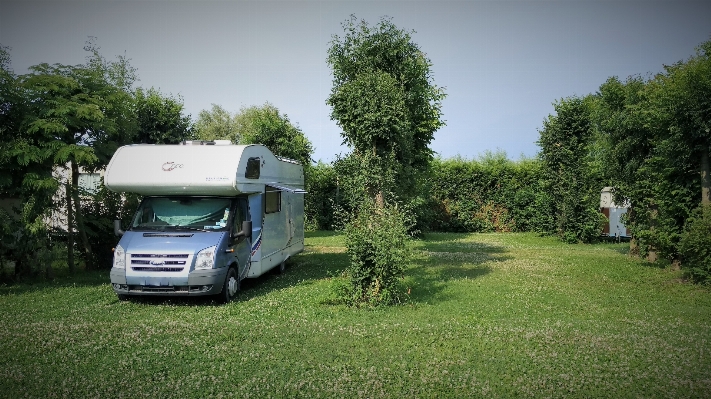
(679, 204), (711, 283)
(342, 201), (412, 306)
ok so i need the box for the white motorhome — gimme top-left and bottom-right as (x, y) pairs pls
(105, 141), (305, 303)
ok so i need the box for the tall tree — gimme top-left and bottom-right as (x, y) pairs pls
(656, 39), (711, 206)
(596, 76), (662, 256)
(538, 96), (604, 243)
(597, 39), (711, 261)
(17, 43), (137, 271)
(235, 103), (313, 167)
(326, 16), (444, 305)
(0, 45), (55, 277)
(0, 44), (29, 197)
(326, 15), (445, 207)
(134, 87), (192, 144)
(193, 104), (239, 143)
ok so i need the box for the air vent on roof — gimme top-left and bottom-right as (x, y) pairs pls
(180, 140), (232, 146)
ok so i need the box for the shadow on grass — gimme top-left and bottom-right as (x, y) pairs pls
(248, 235), (510, 306)
(611, 246), (630, 256)
(305, 230), (341, 239)
(103, 250), (350, 307)
(0, 269), (111, 297)
(0, 232), (511, 307)
(405, 236), (510, 304)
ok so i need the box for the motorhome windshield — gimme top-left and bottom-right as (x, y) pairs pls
(131, 197), (232, 231)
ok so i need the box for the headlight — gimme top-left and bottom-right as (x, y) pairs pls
(195, 245), (216, 270)
(113, 245), (126, 269)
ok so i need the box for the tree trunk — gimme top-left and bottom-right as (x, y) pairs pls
(65, 180), (75, 274)
(71, 160), (94, 270)
(626, 207), (639, 256)
(701, 148), (710, 206)
(372, 142), (385, 209)
(646, 203), (658, 263)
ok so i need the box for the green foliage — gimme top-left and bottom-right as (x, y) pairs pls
(304, 161), (339, 231)
(595, 39), (711, 261)
(310, 153), (557, 236)
(0, 41), (194, 276)
(13, 45), (140, 271)
(325, 16), (444, 304)
(659, 39), (711, 204)
(327, 15), (445, 206)
(79, 180), (141, 269)
(193, 104), (239, 142)
(194, 102), (313, 167)
(236, 103), (313, 167)
(342, 201), (413, 306)
(0, 45), (26, 195)
(679, 205), (711, 283)
(0, 207), (17, 279)
(18, 54), (136, 172)
(538, 97), (604, 243)
(133, 87), (192, 144)
(425, 153), (553, 234)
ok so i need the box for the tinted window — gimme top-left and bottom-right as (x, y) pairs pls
(245, 157), (260, 179)
(265, 189), (281, 214)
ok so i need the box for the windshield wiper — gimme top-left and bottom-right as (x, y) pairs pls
(131, 226), (165, 231)
(172, 226), (212, 232)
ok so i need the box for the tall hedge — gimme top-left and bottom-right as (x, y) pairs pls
(538, 97), (606, 243)
(424, 153), (553, 233)
(305, 153), (559, 234)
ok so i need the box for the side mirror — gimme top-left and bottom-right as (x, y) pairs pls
(114, 220), (125, 237)
(234, 220), (252, 239)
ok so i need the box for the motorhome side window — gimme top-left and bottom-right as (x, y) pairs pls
(245, 157), (260, 179)
(265, 189), (281, 214)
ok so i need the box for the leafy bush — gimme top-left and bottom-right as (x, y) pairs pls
(425, 153), (553, 233)
(341, 201), (413, 306)
(304, 162), (339, 231)
(0, 208), (18, 280)
(80, 181), (141, 269)
(538, 97), (605, 243)
(679, 205), (711, 283)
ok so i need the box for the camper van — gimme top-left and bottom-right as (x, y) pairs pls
(105, 141), (305, 303)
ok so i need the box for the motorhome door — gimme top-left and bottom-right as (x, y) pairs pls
(229, 197), (251, 279)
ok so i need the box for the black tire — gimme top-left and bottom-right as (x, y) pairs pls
(218, 267), (239, 304)
(277, 261), (286, 274)
(117, 294), (129, 301)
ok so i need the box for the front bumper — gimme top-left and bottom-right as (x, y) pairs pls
(110, 267), (228, 296)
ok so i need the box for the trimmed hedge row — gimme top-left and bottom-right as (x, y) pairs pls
(305, 153), (556, 235)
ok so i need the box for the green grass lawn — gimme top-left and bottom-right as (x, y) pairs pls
(1, 232), (710, 398)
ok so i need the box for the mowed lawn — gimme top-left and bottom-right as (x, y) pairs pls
(1, 232), (710, 398)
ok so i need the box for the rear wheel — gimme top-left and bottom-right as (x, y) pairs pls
(277, 261), (286, 274)
(218, 267), (239, 304)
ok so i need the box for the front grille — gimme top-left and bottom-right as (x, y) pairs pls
(132, 267), (184, 272)
(128, 285), (190, 293)
(130, 254), (189, 272)
(132, 260), (186, 265)
(132, 254), (189, 259)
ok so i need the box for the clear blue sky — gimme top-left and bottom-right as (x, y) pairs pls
(2, 0), (710, 163)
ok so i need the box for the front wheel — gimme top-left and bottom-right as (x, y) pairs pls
(218, 267), (239, 304)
